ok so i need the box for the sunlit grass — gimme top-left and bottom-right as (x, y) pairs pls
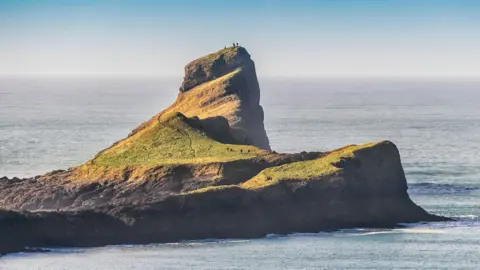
(240, 142), (380, 189)
(92, 112), (266, 167)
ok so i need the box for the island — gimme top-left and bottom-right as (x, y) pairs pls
(0, 46), (448, 255)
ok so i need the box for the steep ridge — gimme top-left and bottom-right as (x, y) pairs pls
(0, 46), (450, 255)
(132, 46), (270, 150)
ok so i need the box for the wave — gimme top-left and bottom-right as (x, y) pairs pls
(407, 170), (467, 177)
(400, 216), (480, 231)
(283, 227), (446, 238)
(394, 228), (443, 234)
(452, 214), (479, 220)
(160, 238), (251, 247)
(408, 182), (479, 195)
(5, 247), (85, 258)
(347, 229), (443, 236)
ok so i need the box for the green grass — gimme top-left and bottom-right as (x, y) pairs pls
(241, 142), (379, 189)
(190, 46), (243, 66)
(90, 112), (266, 167)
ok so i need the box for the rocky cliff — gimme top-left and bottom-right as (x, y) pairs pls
(0, 47), (449, 255)
(133, 46), (270, 150)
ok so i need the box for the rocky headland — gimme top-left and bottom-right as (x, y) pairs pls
(0, 46), (448, 255)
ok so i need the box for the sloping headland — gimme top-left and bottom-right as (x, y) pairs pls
(0, 46), (448, 255)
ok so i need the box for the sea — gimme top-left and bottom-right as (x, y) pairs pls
(0, 77), (479, 269)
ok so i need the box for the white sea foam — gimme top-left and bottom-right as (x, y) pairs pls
(454, 214), (479, 220)
(395, 228), (443, 234)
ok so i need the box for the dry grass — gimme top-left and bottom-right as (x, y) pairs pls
(181, 185), (234, 195)
(130, 68), (242, 137)
(163, 69), (242, 122)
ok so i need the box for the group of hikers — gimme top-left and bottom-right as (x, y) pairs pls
(226, 147), (250, 154)
(225, 42), (240, 49)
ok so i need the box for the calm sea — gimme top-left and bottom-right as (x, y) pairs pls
(1, 77), (479, 269)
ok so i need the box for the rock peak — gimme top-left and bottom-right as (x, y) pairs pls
(180, 46), (252, 92)
(128, 45), (271, 150)
(176, 46), (270, 150)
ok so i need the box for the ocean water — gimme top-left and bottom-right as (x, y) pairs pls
(0, 77), (479, 269)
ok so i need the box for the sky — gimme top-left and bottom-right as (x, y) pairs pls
(1, 0), (480, 78)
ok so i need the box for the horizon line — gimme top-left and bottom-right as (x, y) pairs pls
(1, 74), (480, 80)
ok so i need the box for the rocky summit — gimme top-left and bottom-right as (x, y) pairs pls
(0, 46), (448, 255)
(134, 46), (270, 150)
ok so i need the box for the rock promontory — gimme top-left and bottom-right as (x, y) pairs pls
(133, 46), (270, 150)
(0, 46), (448, 255)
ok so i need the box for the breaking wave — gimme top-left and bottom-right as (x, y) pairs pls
(408, 182), (479, 195)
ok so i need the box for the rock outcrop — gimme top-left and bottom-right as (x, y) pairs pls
(133, 46), (270, 150)
(0, 46), (449, 255)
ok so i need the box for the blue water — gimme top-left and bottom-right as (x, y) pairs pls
(1, 77), (479, 269)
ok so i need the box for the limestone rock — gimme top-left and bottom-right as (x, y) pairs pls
(133, 46), (271, 150)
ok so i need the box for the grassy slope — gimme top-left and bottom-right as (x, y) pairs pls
(70, 67), (257, 182)
(183, 142), (380, 194)
(240, 143), (379, 189)
(93, 113), (265, 166)
(130, 68), (241, 137)
(71, 112), (267, 181)
(163, 69), (242, 122)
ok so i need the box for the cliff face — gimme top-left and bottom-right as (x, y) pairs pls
(0, 47), (449, 255)
(180, 46), (252, 92)
(132, 46), (271, 150)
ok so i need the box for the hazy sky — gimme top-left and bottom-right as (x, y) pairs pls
(1, 0), (480, 77)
